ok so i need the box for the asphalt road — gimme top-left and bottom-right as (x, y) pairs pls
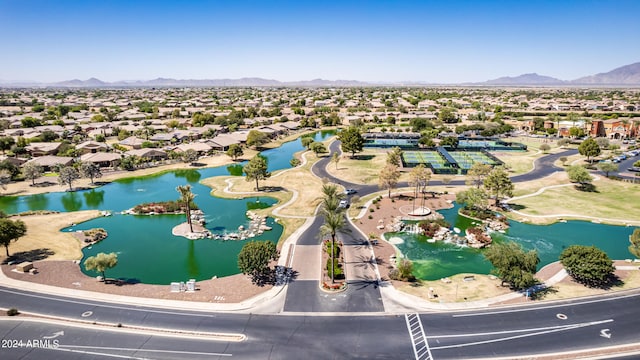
(282, 210), (384, 313)
(2, 287), (640, 359)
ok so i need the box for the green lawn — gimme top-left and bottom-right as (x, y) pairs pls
(512, 177), (640, 224)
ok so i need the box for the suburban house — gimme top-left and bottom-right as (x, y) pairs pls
(206, 134), (241, 151)
(80, 152), (121, 168)
(119, 136), (146, 149)
(25, 142), (62, 156)
(76, 141), (110, 154)
(24, 155), (74, 171)
(173, 142), (212, 155)
(124, 148), (168, 161)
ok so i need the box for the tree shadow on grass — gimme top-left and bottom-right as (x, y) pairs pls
(353, 154), (375, 161)
(3, 248), (55, 264)
(575, 183), (598, 192)
(258, 186), (285, 193)
(574, 274), (624, 290)
(509, 204), (527, 211)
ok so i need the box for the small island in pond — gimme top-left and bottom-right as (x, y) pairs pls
(126, 200), (199, 216)
(72, 228), (108, 247)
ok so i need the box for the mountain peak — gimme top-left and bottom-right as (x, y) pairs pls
(482, 73), (564, 85)
(572, 62), (640, 85)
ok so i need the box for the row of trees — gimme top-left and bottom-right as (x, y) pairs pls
(54, 162), (103, 191)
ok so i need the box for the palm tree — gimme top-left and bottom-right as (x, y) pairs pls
(321, 183), (343, 213)
(320, 210), (346, 283)
(176, 185), (196, 232)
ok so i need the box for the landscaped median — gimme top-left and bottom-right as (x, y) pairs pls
(320, 239), (347, 291)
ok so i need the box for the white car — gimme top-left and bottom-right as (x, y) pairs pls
(338, 200), (349, 208)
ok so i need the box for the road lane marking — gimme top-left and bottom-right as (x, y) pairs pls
(58, 345), (232, 357)
(452, 292), (640, 317)
(427, 319), (613, 339)
(42, 330), (64, 339)
(405, 313), (433, 360)
(0, 288), (217, 317)
(600, 329), (612, 338)
(429, 319), (613, 350)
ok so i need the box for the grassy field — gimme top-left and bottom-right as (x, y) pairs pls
(542, 270), (640, 301)
(510, 176), (640, 224)
(0, 210), (101, 263)
(326, 148), (404, 184)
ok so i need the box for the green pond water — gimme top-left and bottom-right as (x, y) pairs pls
(391, 203), (637, 281)
(0, 130), (334, 284)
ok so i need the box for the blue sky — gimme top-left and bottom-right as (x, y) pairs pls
(1, 0), (639, 83)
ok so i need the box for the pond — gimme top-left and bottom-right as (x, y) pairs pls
(0, 130), (334, 284)
(390, 203), (637, 281)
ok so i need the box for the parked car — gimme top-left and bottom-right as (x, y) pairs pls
(628, 167), (640, 172)
(344, 189), (357, 195)
(338, 200), (349, 208)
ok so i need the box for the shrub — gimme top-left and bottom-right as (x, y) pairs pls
(326, 258), (344, 278)
(7, 308), (19, 316)
(324, 240), (340, 258)
(368, 215), (373, 219)
(369, 208), (375, 212)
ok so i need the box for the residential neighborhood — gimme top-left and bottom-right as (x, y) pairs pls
(1, 87), (639, 183)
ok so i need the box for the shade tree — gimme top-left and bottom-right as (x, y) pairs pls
(0, 217), (27, 257)
(237, 240), (279, 285)
(560, 245), (615, 288)
(483, 167), (514, 206)
(84, 252), (118, 281)
(243, 155), (271, 191)
(484, 241), (539, 290)
(337, 126), (364, 158)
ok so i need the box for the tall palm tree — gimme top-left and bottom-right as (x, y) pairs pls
(320, 210), (346, 283)
(321, 183), (343, 214)
(176, 184), (196, 232)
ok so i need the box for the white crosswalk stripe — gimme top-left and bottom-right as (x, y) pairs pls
(405, 313), (433, 360)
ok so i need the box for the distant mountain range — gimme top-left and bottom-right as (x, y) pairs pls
(2, 62), (640, 87)
(475, 62), (640, 86)
(1, 77), (371, 88)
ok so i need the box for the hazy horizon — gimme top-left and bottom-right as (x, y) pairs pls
(2, 0), (639, 83)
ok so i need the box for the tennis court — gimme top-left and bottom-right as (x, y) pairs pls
(402, 151), (457, 172)
(449, 151), (501, 170)
(364, 138), (417, 148)
(402, 150), (501, 173)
